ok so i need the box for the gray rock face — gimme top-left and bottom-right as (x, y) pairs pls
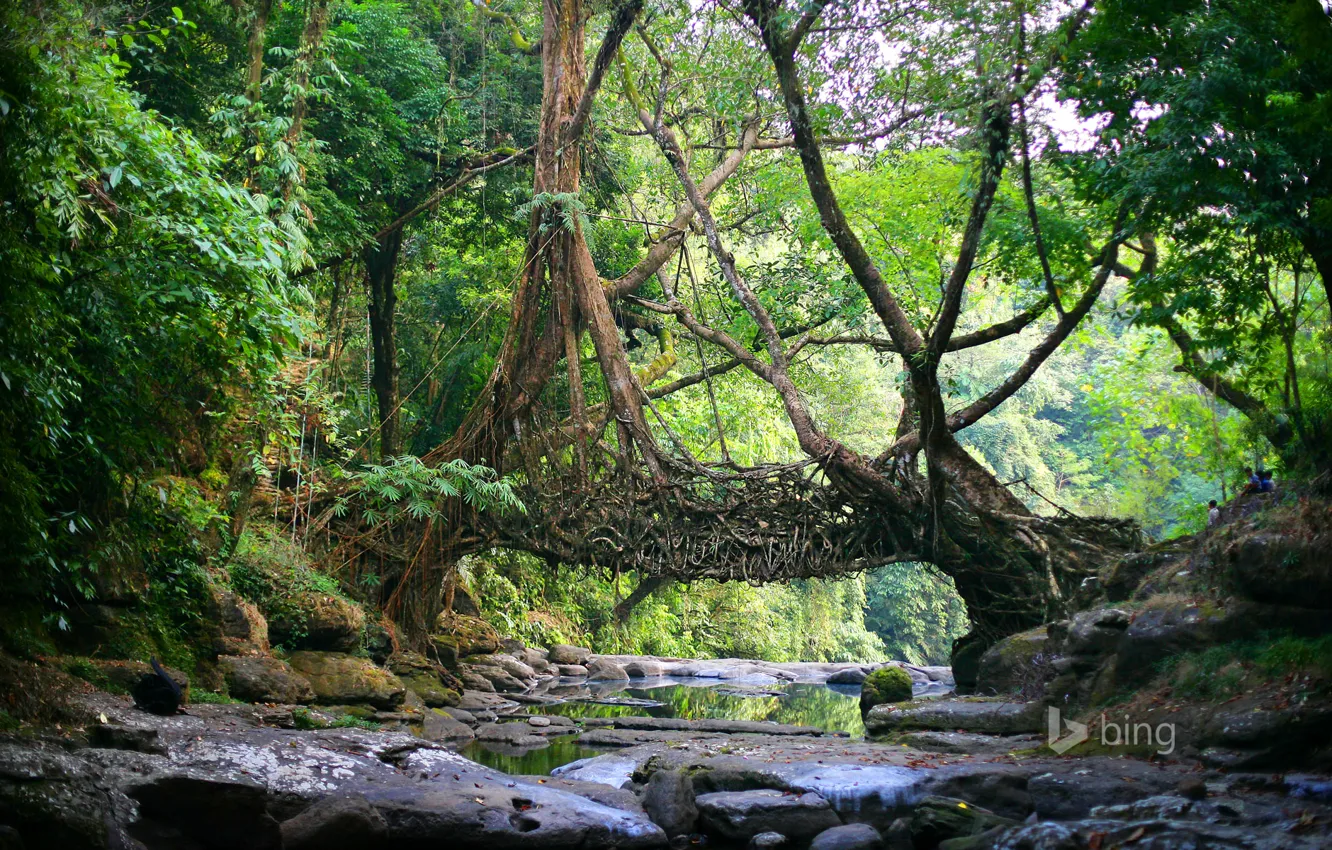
(808, 823), (882, 850)
(695, 790), (841, 843)
(280, 794), (387, 850)
(548, 645), (593, 665)
(4, 695), (668, 850)
(220, 655), (315, 704)
(865, 699), (1042, 737)
(586, 659), (630, 682)
(287, 652), (406, 709)
(557, 664), (589, 677)
(642, 769), (697, 837)
(749, 832), (788, 848)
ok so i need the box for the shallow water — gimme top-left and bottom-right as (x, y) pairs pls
(460, 678), (879, 774)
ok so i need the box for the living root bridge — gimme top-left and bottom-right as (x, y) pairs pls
(481, 462), (1143, 640)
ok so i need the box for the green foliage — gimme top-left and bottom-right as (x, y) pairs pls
(335, 455), (524, 526)
(227, 525), (347, 648)
(291, 706), (380, 730)
(462, 549), (888, 663)
(864, 564), (969, 665)
(0, 1), (299, 590)
(190, 690), (242, 705)
(1158, 632), (1332, 701)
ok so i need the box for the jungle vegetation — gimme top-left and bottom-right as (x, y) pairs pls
(1, 0), (1328, 667)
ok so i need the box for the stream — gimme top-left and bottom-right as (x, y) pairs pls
(457, 675), (949, 775)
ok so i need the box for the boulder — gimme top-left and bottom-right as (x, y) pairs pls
(695, 790), (841, 843)
(362, 616), (398, 665)
(587, 658), (630, 682)
(624, 658), (666, 678)
(975, 627), (1049, 697)
(269, 593), (365, 653)
(750, 833), (788, 849)
(1221, 529), (1332, 609)
(433, 613), (502, 657)
(642, 769), (697, 837)
(466, 662), (527, 692)
(827, 667), (867, 685)
(865, 699), (1043, 737)
(909, 796), (1016, 847)
(388, 652), (460, 707)
(280, 794), (387, 850)
(210, 591), (270, 656)
(809, 823), (882, 850)
(220, 655), (314, 704)
(419, 708), (476, 743)
(860, 666), (913, 713)
(287, 652), (406, 709)
(558, 664), (589, 677)
(549, 644), (593, 665)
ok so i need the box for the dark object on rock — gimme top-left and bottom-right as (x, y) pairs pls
(909, 795), (1017, 847)
(643, 769), (698, 837)
(860, 666), (913, 713)
(132, 657), (182, 716)
(88, 723), (167, 755)
(808, 823), (881, 850)
(1177, 777), (1208, 800)
(280, 794), (387, 850)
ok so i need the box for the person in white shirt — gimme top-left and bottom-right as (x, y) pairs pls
(1207, 499), (1221, 528)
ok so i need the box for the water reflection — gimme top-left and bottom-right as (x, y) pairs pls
(543, 681), (868, 738)
(459, 679), (875, 775)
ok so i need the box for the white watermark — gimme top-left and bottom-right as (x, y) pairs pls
(1046, 707), (1175, 755)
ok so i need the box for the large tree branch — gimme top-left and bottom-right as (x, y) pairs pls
(472, 0), (540, 54)
(603, 123), (759, 299)
(565, 0), (643, 145)
(744, 0), (925, 359)
(885, 236), (1127, 459)
(927, 98), (1011, 355)
(796, 297), (1051, 355)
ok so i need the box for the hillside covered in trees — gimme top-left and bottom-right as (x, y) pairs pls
(1, 0), (1329, 674)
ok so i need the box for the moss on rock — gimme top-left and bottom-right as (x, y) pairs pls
(860, 665), (913, 713)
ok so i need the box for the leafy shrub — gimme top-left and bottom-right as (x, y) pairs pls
(228, 526), (349, 649)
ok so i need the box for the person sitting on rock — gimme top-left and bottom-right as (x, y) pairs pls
(1259, 470), (1276, 493)
(1242, 466), (1260, 494)
(1207, 500), (1220, 527)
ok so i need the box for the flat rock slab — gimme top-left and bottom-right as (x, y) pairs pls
(894, 730), (1045, 755)
(695, 790), (841, 842)
(865, 699), (1043, 736)
(49, 694), (666, 849)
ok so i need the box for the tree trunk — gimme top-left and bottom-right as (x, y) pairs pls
(367, 229), (403, 459)
(245, 0), (273, 105)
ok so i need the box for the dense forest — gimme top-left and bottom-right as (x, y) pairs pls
(1, 0), (1329, 673)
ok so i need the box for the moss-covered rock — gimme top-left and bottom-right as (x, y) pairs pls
(269, 592), (365, 653)
(219, 655), (313, 704)
(859, 665), (913, 713)
(287, 651), (405, 709)
(433, 613), (501, 657)
(388, 652), (461, 707)
(975, 627), (1050, 697)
